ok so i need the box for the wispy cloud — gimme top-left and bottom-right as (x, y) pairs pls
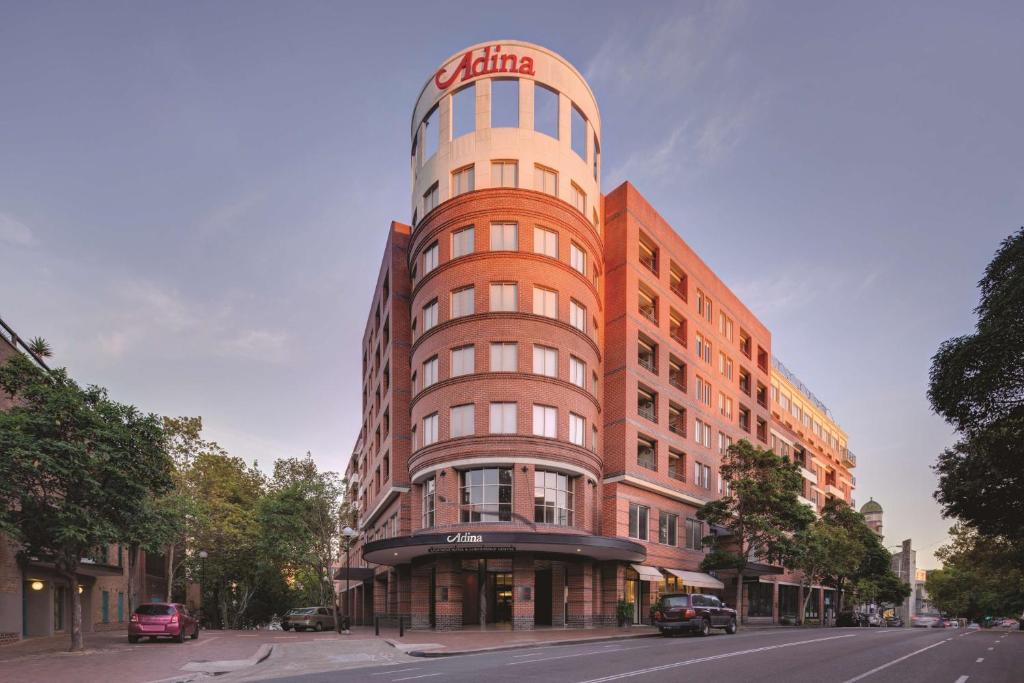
(197, 192), (264, 236)
(220, 329), (290, 363)
(733, 265), (885, 318)
(0, 212), (36, 246)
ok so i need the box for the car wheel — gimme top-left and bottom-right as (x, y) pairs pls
(176, 628), (185, 643)
(659, 628), (670, 637)
(282, 624), (290, 631)
(128, 635), (138, 644)
(700, 618), (711, 637)
(191, 626), (199, 640)
(314, 622), (323, 632)
(725, 618), (738, 634)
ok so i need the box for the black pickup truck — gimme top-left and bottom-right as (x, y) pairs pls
(653, 592), (738, 636)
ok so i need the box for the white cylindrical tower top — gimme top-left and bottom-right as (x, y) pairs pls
(409, 40), (602, 233)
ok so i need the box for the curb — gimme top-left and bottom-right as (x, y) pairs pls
(180, 642), (274, 674)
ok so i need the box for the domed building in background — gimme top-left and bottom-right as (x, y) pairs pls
(860, 498), (883, 538)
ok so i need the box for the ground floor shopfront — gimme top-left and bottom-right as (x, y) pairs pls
(339, 531), (736, 631)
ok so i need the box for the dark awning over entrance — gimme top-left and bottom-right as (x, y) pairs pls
(362, 531), (646, 565)
(333, 566), (376, 582)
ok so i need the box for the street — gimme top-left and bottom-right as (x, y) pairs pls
(250, 627), (1023, 683)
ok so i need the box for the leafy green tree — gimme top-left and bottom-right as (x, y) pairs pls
(789, 518), (863, 623)
(698, 440), (815, 619)
(927, 524), (1024, 621)
(0, 353), (172, 650)
(928, 227), (1024, 540)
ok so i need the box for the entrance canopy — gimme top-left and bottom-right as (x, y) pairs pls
(663, 568), (724, 590)
(630, 564), (664, 581)
(364, 531), (646, 565)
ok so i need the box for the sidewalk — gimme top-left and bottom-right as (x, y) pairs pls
(384, 624), (662, 655)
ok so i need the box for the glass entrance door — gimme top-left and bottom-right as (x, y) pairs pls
(625, 579), (641, 624)
(489, 572), (513, 624)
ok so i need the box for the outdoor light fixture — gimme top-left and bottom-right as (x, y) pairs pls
(521, 465), (528, 473)
(77, 585), (84, 594)
(31, 580), (43, 591)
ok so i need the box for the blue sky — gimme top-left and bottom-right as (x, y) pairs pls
(2, 1), (1022, 567)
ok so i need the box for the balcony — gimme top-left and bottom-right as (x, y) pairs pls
(798, 466), (818, 485)
(638, 305), (658, 325)
(669, 420), (687, 437)
(825, 483), (843, 499)
(843, 449), (857, 467)
(639, 252), (658, 275)
(669, 371), (686, 392)
(638, 355), (657, 374)
(637, 402), (656, 422)
(669, 326), (687, 348)
(798, 495), (816, 509)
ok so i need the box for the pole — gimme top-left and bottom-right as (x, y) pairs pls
(201, 557), (206, 626)
(345, 541), (351, 634)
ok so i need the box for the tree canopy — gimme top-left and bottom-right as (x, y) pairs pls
(927, 524), (1024, 621)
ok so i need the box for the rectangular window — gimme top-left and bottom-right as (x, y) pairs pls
(489, 402), (517, 433)
(534, 470), (574, 526)
(697, 289), (713, 322)
(533, 404), (557, 438)
(534, 226), (558, 258)
(533, 344), (558, 377)
(695, 375), (712, 406)
(638, 286), (658, 324)
(451, 83), (475, 139)
(570, 105), (587, 159)
(490, 79), (519, 128)
(570, 182), (586, 214)
(450, 404), (475, 438)
(490, 342), (517, 371)
(534, 84), (559, 139)
(693, 462), (711, 489)
(569, 356), (586, 388)
(629, 503), (649, 540)
(423, 241), (439, 274)
(639, 236), (658, 275)
(422, 105), (439, 160)
(460, 468), (513, 522)
(668, 449), (686, 482)
(659, 511), (678, 546)
(638, 335), (657, 373)
(569, 413), (585, 446)
(423, 183), (439, 214)
(450, 286), (475, 318)
(719, 311), (734, 341)
(719, 352), (733, 380)
(533, 286), (558, 318)
(490, 222), (518, 250)
(451, 345), (475, 377)
(490, 282), (518, 312)
(451, 225), (474, 258)
(685, 518), (704, 550)
(422, 477), (436, 528)
(452, 165), (475, 197)
(423, 413), (438, 446)
(719, 392), (733, 419)
(570, 243), (587, 275)
(695, 418), (712, 447)
(569, 300), (587, 332)
(422, 356), (438, 388)
(637, 435), (657, 470)
(491, 160), (518, 188)
(534, 164), (558, 196)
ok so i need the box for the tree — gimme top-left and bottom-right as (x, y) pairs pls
(27, 336), (52, 358)
(0, 353), (172, 650)
(928, 227), (1024, 540)
(698, 440), (815, 620)
(927, 524), (1024, 621)
(789, 518), (863, 623)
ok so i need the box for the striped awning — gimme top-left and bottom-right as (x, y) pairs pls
(630, 564), (665, 581)
(663, 568), (725, 590)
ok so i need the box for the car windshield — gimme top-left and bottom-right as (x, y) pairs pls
(135, 604), (175, 615)
(660, 595), (689, 608)
(288, 608), (317, 615)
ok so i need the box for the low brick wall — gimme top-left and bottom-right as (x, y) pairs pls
(0, 632), (20, 646)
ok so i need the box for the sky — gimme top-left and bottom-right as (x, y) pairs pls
(2, 1), (1022, 568)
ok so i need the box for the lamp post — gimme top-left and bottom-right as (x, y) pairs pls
(198, 550), (208, 628)
(341, 526), (357, 634)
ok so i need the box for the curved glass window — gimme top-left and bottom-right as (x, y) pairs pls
(534, 84), (559, 139)
(460, 468), (512, 522)
(491, 79), (519, 128)
(534, 470), (574, 525)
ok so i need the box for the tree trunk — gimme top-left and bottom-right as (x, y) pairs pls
(65, 572), (84, 652)
(165, 543), (175, 602)
(734, 571), (744, 625)
(800, 584), (814, 625)
(836, 577), (845, 614)
(127, 543), (141, 615)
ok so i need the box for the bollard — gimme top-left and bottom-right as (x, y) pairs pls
(399, 615), (404, 637)
(374, 615), (379, 636)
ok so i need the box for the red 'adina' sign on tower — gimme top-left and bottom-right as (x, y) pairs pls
(434, 45), (536, 90)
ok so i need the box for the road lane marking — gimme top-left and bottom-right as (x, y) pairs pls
(392, 675), (440, 682)
(193, 636), (221, 647)
(576, 634), (857, 682)
(954, 677), (969, 683)
(988, 647), (994, 650)
(373, 668), (421, 675)
(840, 639), (948, 683)
(976, 658), (984, 662)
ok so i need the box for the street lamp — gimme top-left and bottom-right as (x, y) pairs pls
(198, 550), (208, 627)
(341, 526), (358, 634)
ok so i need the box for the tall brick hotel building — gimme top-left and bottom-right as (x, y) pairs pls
(340, 41), (857, 630)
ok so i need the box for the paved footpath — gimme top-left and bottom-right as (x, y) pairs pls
(225, 627), (1024, 683)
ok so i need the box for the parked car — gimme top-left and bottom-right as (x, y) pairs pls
(885, 616), (904, 627)
(911, 613), (942, 628)
(653, 593), (738, 636)
(997, 618), (1020, 629)
(282, 606), (336, 632)
(129, 603), (198, 643)
(866, 613), (883, 627)
(836, 611), (863, 627)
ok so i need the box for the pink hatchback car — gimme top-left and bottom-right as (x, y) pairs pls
(129, 603), (198, 643)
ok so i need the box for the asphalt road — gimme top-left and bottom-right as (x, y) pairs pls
(264, 626), (1023, 683)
